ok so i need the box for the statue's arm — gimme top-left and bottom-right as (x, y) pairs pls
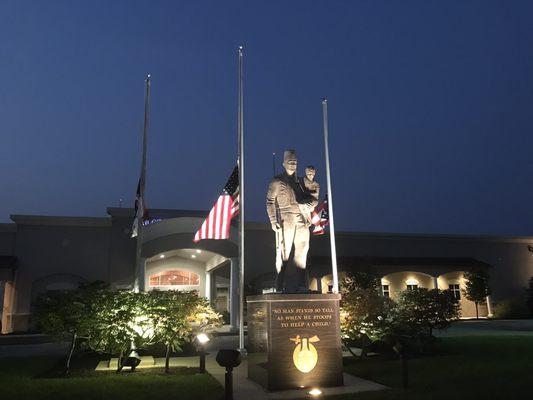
(266, 180), (279, 224)
(311, 182), (320, 201)
(305, 183), (319, 210)
(308, 194), (319, 210)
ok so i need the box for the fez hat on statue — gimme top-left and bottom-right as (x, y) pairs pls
(284, 149), (297, 162)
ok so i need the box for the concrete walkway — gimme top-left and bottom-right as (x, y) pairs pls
(204, 354), (388, 400)
(92, 351), (387, 399)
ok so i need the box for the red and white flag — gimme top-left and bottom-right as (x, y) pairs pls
(194, 165), (239, 242)
(311, 195), (329, 235)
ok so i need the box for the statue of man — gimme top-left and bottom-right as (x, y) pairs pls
(266, 150), (318, 292)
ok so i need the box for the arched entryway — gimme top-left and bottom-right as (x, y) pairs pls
(140, 217), (239, 329)
(380, 271), (435, 300)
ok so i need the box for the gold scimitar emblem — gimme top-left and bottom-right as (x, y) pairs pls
(289, 335), (320, 373)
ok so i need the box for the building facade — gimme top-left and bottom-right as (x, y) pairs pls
(1, 207), (532, 333)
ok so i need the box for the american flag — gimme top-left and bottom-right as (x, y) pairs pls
(194, 165), (239, 242)
(131, 179), (149, 238)
(311, 195), (329, 235)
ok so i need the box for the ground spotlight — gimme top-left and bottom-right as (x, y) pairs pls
(196, 333), (210, 373)
(122, 350), (141, 371)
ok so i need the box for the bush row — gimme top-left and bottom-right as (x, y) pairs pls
(33, 282), (222, 374)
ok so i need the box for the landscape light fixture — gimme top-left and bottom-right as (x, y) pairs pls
(216, 349), (242, 400)
(196, 333), (210, 373)
(197, 333), (210, 344)
(122, 349), (141, 371)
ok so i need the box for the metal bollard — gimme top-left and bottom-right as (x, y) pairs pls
(216, 350), (242, 400)
(199, 349), (206, 373)
(224, 367), (234, 400)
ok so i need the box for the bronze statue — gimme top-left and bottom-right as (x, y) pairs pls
(266, 150), (318, 292)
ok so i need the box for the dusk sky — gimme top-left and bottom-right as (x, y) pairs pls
(1, 1), (533, 235)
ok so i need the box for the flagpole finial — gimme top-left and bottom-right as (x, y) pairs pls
(146, 74), (151, 81)
(238, 45), (244, 52)
(322, 98), (328, 104)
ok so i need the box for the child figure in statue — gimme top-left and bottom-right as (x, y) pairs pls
(301, 166), (320, 201)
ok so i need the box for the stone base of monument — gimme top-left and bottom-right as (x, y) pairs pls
(246, 293), (343, 391)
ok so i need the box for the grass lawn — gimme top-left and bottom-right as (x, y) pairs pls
(0, 354), (222, 400)
(331, 335), (533, 400)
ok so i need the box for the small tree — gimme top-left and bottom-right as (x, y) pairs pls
(33, 281), (107, 375)
(148, 290), (198, 373)
(85, 290), (155, 372)
(148, 291), (222, 373)
(187, 298), (223, 338)
(340, 273), (395, 357)
(396, 288), (460, 337)
(463, 269), (491, 319)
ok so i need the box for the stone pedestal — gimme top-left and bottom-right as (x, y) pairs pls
(246, 293), (343, 391)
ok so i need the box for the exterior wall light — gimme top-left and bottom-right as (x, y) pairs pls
(196, 249), (202, 254)
(192, 254), (197, 259)
(308, 388), (322, 397)
(160, 254), (165, 259)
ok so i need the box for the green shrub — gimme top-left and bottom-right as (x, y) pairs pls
(340, 273), (461, 357)
(33, 283), (222, 374)
(493, 298), (530, 319)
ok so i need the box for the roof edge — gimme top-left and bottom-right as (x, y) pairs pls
(0, 223), (16, 232)
(244, 220), (533, 243)
(10, 215), (111, 227)
(106, 207), (207, 219)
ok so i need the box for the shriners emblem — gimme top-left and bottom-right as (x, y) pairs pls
(289, 335), (320, 373)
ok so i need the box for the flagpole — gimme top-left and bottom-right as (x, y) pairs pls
(322, 98), (339, 294)
(237, 47), (246, 352)
(134, 74), (151, 292)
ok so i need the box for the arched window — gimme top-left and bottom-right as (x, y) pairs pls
(149, 270), (200, 287)
(405, 278), (419, 290)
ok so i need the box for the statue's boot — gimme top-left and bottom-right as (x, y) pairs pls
(275, 265), (286, 292)
(275, 274), (283, 293)
(295, 268), (309, 293)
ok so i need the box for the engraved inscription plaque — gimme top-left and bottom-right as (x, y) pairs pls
(247, 293), (343, 391)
